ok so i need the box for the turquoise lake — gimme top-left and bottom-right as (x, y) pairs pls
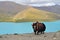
(0, 20), (60, 34)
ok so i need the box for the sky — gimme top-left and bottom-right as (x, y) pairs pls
(0, 0), (60, 4)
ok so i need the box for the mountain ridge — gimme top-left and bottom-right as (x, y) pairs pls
(0, 1), (28, 17)
(33, 5), (60, 14)
(13, 7), (60, 22)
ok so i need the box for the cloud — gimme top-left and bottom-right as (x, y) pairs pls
(0, 0), (6, 1)
(31, 0), (52, 2)
(0, 0), (57, 1)
(0, 0), (60, 3)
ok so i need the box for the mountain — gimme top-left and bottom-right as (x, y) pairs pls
(13, 7), (60, 22)
(0, 1), (29, 22)
(0, 1), (28, 17)
(33, 5), (60, 14)
(0, 1), (60, 22)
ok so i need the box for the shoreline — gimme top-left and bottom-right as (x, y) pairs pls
(0, 32), (60, 40)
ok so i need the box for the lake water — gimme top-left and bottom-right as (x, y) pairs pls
(0, 20), (60, 34)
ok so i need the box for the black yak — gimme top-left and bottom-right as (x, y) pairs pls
(32, 22), (46, 35)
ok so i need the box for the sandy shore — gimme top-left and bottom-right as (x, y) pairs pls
(0, 32), (60, 40)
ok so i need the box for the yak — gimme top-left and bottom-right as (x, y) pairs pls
(32, 22), (46, 35)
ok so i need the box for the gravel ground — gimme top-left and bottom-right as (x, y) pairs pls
(0, 32), (60, 40)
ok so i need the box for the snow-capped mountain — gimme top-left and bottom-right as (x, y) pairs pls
(26, 2), (56, 7)
(55, 2), (60, 5)
(0, 0), (60, 7)
(23, 2), (56, 7)
(18, 1), (56, 7)
(16, 0), (60, 7)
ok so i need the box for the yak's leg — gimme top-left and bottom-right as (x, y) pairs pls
(42, 31), (44, 34)
(41, 31), (43, 34)
(37, 31), (39, 35)
(41, 31), (44, 34)
(34, 30), (36, 35)
(34, 31), (36, 35)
